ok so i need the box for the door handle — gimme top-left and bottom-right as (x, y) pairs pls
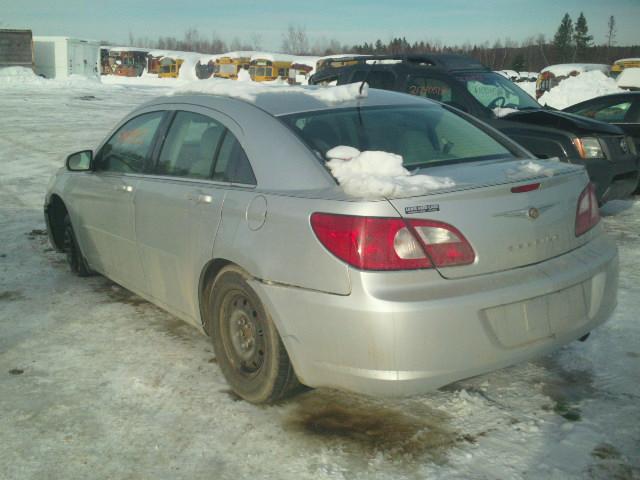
(186, 192), (213, 204)
(114, 184), (134, 193)
(196, 194), (213, 204)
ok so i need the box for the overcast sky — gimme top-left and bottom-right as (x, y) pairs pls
(3, 0), (639, 50)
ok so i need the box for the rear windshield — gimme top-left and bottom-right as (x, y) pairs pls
(281, 105), (515, 169)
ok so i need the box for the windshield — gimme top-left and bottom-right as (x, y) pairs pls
(281, 105), (515, 169)
(454, 72), (540, 111)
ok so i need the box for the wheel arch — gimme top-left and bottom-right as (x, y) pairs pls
(198, 258), (235, 335)
(45, 194), (69, 251)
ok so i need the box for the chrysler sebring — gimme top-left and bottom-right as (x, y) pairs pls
(44, 86), (618, 403)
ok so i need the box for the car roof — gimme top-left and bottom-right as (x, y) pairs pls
(564, 91), (640, 110)
(310, 53), (489, 83)
(142, 86), (439, 117)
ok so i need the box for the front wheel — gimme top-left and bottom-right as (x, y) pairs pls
(208, 266), (301, 403)
(63, 215), (92, 277)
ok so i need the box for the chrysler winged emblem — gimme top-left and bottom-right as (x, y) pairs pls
(494, 204), (554, 220)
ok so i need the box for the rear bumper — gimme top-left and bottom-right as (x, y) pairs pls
(253, 233), (618, 397)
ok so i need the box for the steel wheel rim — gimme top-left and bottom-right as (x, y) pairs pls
(221, 290), (265, 376)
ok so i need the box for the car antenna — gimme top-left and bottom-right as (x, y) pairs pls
(359, 58), (377, 95)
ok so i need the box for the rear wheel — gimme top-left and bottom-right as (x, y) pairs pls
(63, 215), (92, 277)
(208, 265), (301, 404)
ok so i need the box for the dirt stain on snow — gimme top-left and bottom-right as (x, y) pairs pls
(26, 228), (47, 238)
(587, 443), (637, 480)
(536, 357), (596, 422)
(0, 290), (24, 302)
(286, 390), (460, 466)
(591, 443), (621, 460)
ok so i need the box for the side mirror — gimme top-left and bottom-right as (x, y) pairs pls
(66, 150), (92, 172)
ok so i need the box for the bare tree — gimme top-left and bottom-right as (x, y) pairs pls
(281, 24), (309, 55)
(250, 33), (262, 51)
(536, 34), (548, 66)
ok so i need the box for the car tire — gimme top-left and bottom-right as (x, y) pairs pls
(63, 215), (92, 277)
(208, 265), (301, 404)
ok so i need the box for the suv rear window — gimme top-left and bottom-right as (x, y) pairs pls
(350, 70), (397, 90)
(281, 105), (514, 168)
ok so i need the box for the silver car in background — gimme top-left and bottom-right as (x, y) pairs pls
(44, 88), (618, 403)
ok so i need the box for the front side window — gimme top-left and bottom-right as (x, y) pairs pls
(96, 111), (164, 173)
(282, 105), (515, 169)
(454, 72), (540, 110)
(213, 133), (256, 185)
(157, 112), (224, 178)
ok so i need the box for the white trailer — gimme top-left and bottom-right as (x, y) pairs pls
(33, 36), (100, 79)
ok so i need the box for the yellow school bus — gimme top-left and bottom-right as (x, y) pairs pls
(611, 58), (640, 78)
(158, 57), (184, 78)
(249, 58), (292, 82)
(214, 56), (250, 80)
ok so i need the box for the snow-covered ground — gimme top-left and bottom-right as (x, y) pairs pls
(1, 74), (639, 480)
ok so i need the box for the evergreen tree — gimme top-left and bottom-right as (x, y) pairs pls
(553, 13), (574, 62)
(573, 12), (593, 60)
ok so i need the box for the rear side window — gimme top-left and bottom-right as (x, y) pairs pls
(351, 70), (396, 90)
(407, 77), (454, 102)
(213, 133), (256, 185)
(97, 111), (164, 173)
(282, 105), (514, 168)
(157, 111), (224, 178)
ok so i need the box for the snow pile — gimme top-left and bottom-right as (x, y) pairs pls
(0, 66), (45, 86)
(236, 69), (251, 82)
(616, 67), (640, 89)
(325, 146), (455, 199)
(171, 79), (368, 104)
(538, 70), (624, 109)
(518, 80), (537, 98)
(505, 159), (558, 179)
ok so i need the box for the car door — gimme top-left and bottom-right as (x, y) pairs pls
(133, 107), (236, 321)
(67, 110), (166, 292)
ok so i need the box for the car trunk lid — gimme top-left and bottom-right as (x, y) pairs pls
(386, 158), (591, 279)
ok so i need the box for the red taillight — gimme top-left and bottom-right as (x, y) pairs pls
(575, 183), (600, 236)
(310, 213), (475, 271)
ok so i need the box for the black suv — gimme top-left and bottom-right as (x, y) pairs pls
(309, 54), (639, 203)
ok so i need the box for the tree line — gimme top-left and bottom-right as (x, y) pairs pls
(119, 13), (639, 72)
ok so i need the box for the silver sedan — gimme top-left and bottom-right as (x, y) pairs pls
(44, 87), (618, 403)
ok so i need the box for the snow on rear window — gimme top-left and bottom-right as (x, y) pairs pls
(325, 146), (454, 199)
